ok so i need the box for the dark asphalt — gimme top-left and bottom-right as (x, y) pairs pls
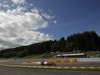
(0, 61), (100, 67)
(0, 60), (100, 75)
(0, 67), (100, 75)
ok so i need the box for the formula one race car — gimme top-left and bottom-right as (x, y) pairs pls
(41, 61), (56, 66)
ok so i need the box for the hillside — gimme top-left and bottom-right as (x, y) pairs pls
(0, 31), (100, 58)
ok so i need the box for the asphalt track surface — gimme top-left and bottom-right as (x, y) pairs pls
(0, 68), (100, 75)
(0, 61), (100, 67)
(0, 60), (100, 75)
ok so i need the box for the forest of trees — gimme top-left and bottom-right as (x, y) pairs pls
(0, 31), (100, 58)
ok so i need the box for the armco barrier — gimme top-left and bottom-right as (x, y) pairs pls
(47, 59), (77, 63)
(77, 58), (100, 62)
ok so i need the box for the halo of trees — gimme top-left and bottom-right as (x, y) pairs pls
(0, 31), (100, 58)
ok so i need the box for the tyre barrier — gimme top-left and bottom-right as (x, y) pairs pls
(47, 59), (77, 63)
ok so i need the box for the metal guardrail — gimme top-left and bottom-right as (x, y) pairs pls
(77, 58), (100, 62)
